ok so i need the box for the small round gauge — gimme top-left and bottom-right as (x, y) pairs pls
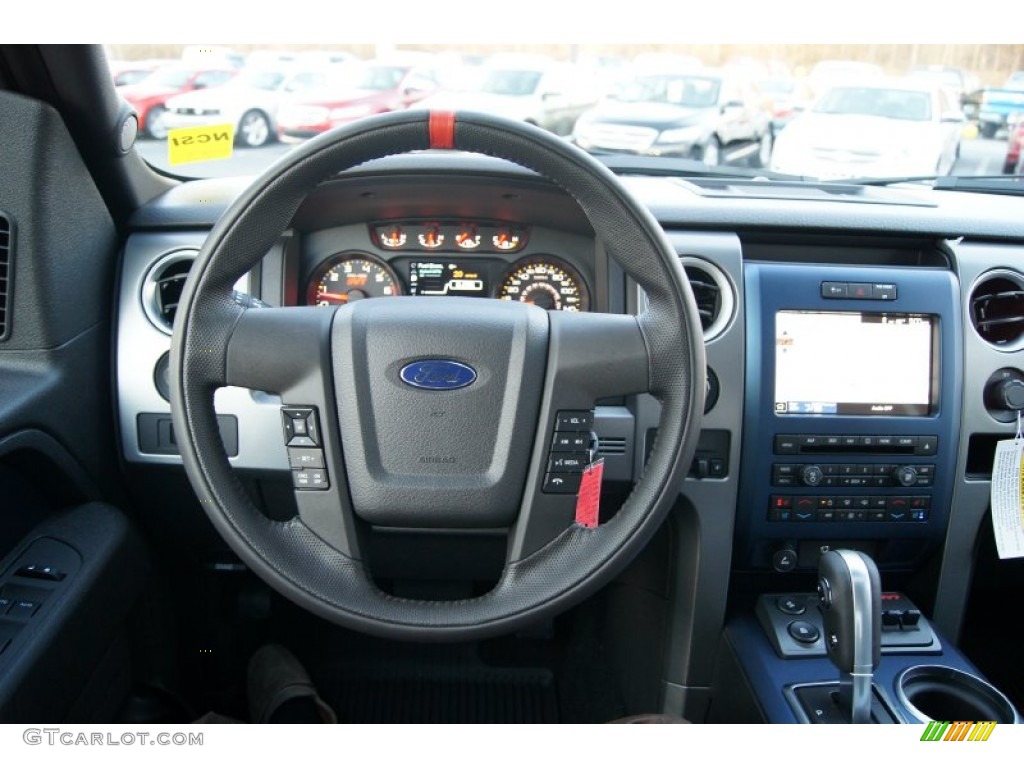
(492, 227), (523, 251)
(377, 223), (407, 249)
(306, 254), (401, 306)
(497, 257), (590, 312)
(417, 224), (444, 250)
(455, 224), (481, 250)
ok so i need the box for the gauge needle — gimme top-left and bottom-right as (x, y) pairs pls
(319, 292), (349, 301)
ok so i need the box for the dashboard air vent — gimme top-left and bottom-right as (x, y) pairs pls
(597, 436), (627, 456)
(681, 257), (734, 341)
(142, 250), (198, 334)
(0, 213), (10, 340)
(970, 270), (1024, 349)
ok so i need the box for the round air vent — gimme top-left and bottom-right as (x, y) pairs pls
(681, 256), (734, 341)
(142, 250), (197, 334)
(969, 270), (1024, 350)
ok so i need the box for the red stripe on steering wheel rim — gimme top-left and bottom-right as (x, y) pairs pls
(428, 111), (456, 150)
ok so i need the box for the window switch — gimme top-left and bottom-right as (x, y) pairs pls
(7, 601), (40, 619)
(15, 564), (66, 582)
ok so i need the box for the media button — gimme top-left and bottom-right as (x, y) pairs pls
(848, 283), (872, 299)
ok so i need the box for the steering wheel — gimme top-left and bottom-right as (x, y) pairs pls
(169, 111), (705, 641)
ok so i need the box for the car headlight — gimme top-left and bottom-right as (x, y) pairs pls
(657, 125), (705, 145)
(330, 104), (375, 121)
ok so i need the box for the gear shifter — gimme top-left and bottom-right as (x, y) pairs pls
(817, 549), (881, 724)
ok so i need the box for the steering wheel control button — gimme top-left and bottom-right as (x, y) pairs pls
(788, 621), (820, 644)
(548, 455), (587, 473)
(282, 407), (321, 447)
(777, 596), (806, 615)
(555, 411), (594, 431)
(543, 473), (581, 494)
(287, 448), (325, 469)
(292, 469), (329, 491)
(551, 432), (589, 452)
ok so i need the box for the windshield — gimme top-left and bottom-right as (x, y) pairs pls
(141, 67), (194, 89)
(356, 65), (409, 91)
(107, 43), (1021, 184)
(814, 87), (932, 121)
(479, 69), (542, 96)
(236, 69), (287, 90)
(613, 75), (721, 107)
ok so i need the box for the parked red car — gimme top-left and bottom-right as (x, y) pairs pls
(118, 65), (237, 139)
(1004, 118), (1023, 174)
(277, 61), (439, 138)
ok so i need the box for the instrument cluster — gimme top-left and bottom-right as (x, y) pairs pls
(304, 220), (591, 313)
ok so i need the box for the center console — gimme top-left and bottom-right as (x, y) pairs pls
(737, 263), (962, 572)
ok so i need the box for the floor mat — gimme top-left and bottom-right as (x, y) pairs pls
(324, 663), (558, 723)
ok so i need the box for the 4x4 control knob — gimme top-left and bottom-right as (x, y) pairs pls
(801, 465), (824, 487)
(893, 465), (918, 487)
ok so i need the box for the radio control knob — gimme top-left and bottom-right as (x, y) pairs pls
(893, 466), (918, 487)
(801, 465), (824, 487)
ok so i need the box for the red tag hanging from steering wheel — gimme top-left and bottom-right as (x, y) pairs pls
(575, 458), (605, 529)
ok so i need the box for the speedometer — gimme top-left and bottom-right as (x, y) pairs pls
(497, 257), (589, 312)
(306, 254), (401, 306)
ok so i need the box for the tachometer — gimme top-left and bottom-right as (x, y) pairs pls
(497, 257), (590, 312)
(306, 254), (401, 306)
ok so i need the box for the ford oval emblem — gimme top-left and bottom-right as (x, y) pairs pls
(400, 360), (477, 391)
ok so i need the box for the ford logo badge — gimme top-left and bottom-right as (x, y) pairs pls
(400, 360), (477, 391)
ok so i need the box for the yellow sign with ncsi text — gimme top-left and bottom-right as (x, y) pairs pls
(167, 124), (234, 166)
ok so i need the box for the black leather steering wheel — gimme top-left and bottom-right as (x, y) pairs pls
(169, 110), (705, 641)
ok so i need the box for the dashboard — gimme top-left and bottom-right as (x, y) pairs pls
(115, 153), (1024, 715)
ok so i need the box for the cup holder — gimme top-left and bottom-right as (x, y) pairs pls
(895, 665), (1021, 724)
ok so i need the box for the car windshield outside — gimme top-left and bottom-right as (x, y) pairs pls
(815, 86), (932, 121)
(142, 67), (196, 89)
(479, 69), (542, 96)
(108, 43), (1024, 183)
(614, 74), (721, 108)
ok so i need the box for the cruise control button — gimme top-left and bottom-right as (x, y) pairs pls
(788, 621), (820, 644)
(287, 448), (325, 469)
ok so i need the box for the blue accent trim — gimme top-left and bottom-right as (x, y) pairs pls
(738, 263), (963, 570)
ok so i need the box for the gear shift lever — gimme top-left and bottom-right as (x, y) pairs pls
(817, 549), (881, 724)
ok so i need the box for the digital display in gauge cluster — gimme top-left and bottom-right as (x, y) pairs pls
(409, 262), (488, 298)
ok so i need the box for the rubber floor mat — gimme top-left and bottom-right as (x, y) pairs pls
(325, 664), (558, 723)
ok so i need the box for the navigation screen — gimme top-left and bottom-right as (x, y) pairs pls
(774, 311), (935, 416)
(409, 262), (488, 297)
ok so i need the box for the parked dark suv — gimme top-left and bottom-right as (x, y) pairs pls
(572, 70), (773, 167)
